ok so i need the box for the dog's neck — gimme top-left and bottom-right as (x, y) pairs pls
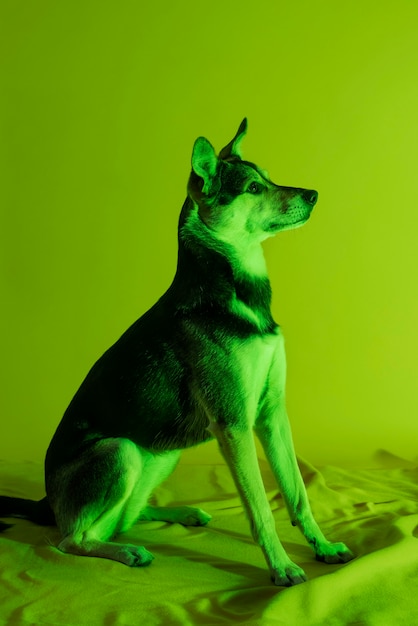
(171, 198), (277, 334)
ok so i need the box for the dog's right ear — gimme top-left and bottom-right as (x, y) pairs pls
(218, 118), (248, 160)
(191, 137), (218, 194)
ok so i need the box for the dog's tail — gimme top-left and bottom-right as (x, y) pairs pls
(0, 495), (55, 530)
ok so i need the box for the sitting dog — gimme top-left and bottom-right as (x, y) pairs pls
(0, 119), (354, 586)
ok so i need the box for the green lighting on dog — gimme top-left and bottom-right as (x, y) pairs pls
(0, 119), (353, 586)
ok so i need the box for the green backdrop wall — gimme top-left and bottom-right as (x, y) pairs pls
(1, 1), (418, 467)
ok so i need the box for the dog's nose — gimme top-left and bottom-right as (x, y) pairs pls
(302, 189), (318, 206)
(302, 190), (318, 206)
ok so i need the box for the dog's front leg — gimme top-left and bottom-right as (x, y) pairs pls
(208, 420), (307, 586)
(255, 403), (354, 565)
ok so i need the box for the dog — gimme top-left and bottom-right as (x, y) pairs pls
(0, 119), (354, 586)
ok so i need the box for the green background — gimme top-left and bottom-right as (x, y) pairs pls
(1, 1), (418, 467)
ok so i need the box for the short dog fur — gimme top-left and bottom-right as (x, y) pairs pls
(0, 119), (354, 586)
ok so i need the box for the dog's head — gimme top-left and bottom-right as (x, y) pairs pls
(187, 119), (318, 244)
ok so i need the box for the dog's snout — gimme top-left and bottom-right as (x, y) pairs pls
(302, 189), (318, 206)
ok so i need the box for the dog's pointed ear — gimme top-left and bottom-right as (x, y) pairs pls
(191, 137), (218, 193)
(218, 118), (248, 160)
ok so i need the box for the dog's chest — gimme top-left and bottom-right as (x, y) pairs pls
(230, 328), (285, 421)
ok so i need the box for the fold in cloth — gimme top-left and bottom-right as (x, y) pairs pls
(0, 454), (417, 626)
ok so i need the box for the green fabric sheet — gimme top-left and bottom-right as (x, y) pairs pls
(0, 454), (417, 625)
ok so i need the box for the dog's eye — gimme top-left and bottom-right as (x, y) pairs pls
(247, 182), (262, 194)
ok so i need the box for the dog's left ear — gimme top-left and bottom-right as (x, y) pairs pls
(218, 118), (248, 160)
(191, 137), (218, 193)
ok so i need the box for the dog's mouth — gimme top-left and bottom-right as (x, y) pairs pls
(267, 214), (311, 233)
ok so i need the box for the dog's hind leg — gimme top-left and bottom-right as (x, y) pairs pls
(140, 505), (211, 526)
(136, 453), (212, 527)
(49, 438), (158, 566)
(49, 439), (209, 565)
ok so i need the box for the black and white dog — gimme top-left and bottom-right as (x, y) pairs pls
(0, 119), (354, 586)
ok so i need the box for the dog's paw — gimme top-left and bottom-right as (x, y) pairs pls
(271, 562), (308, 587)
(177, 506), (212, 527)
(315, 541), (354, 564)
(122, 545), (155, 567)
